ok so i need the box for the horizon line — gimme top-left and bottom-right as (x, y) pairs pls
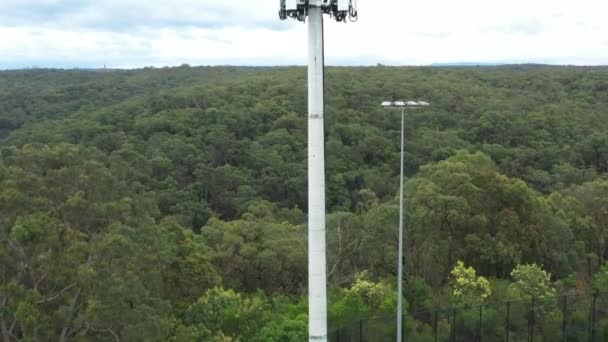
(2, 62), (608, 71)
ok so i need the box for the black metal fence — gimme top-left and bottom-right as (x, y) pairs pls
(329, 292), (608, 341)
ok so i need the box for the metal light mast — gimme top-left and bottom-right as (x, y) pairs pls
(279, 1), (358, 341)
(382, 100), (430, 342)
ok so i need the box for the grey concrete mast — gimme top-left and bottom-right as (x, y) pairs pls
(279, 1), (358, 341)
(307, 6), (327, 341)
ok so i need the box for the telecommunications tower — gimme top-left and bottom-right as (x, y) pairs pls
(279, 1), (358, 341)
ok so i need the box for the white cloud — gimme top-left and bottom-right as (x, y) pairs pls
(1, 0), (607, 68)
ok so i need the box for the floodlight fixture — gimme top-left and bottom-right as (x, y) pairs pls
(381, 100), (430, 109)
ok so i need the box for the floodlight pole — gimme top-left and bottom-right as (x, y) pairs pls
(381, 100), (430, 342)
(397, 106), (405, 342)
(307, 6), (328, 342)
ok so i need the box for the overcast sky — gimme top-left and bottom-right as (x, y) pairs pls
(1, 0), (607, 69)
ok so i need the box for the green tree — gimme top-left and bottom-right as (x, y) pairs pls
(450, 261), (492, 305)
(592, 263), (608, 292)
(509, 264), (556, 300)
(180, 287), (268, 341)
(160, 218), (221, 314)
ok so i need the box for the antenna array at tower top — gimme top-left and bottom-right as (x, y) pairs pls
(279, 0), (358, 22)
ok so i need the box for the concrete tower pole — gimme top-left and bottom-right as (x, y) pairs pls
(307, 5), (327, 342)
(279, 2), (357, 340)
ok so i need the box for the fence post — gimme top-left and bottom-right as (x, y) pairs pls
(561, 295), (567, 342)
(452, 308), (456, 342)
(529, 298), (535, 342)
(359, 319), (363, 342)
(506, 301), (511, 342)
(478, 305), (482, 342)
(590, 292), (597, 341)
(337, 326), (340, 342)
(402, 312), (405, 342)
(434, 311), (438, 342)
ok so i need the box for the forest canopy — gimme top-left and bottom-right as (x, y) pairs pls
(1, 65), (608, 341)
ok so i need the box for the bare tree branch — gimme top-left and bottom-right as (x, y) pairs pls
(36, 283), (76, 305)
(92, 327), (120, 342)
(193, 97), (202, 110)
(33, 272), (48, 291)
(328, 220), (344, 278)
(60, 288), (82, 342)
(1, 321), (10, 342)
(6, 239), (25, 258)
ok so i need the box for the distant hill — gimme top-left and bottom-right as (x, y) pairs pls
(431, 62), (608, 68)
(431, 62), (507, 67)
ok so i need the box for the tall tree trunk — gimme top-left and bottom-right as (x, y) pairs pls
(1, 320), (11, 342)
(1, 295), (11, 342)
(59, 288), (82, 342)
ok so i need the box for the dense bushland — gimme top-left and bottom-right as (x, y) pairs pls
(1, 65), (608, 341)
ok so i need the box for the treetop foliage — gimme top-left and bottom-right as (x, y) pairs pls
(1, 65), (608, 340)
